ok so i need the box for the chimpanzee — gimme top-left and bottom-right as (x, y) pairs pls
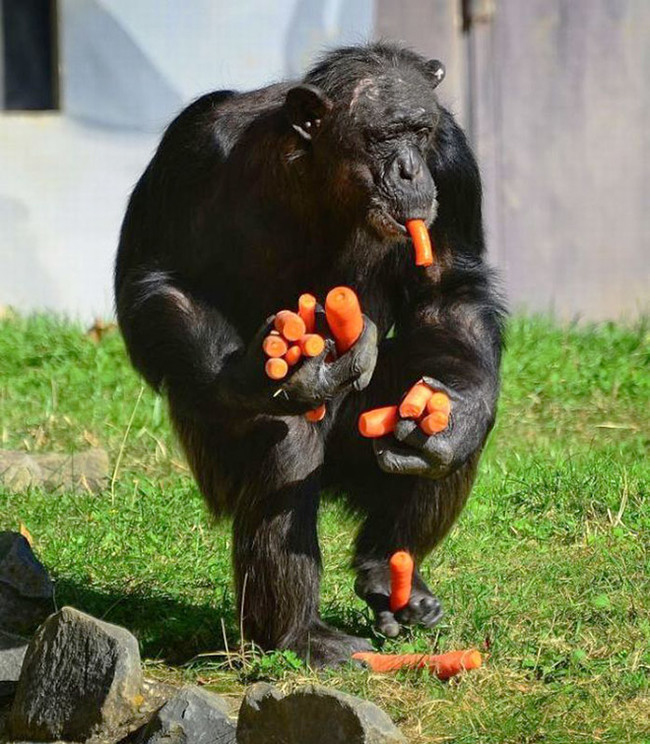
(115, 43), (505, 666)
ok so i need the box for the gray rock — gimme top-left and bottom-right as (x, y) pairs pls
(138, 686), (236, 744)
(10, 607), (143, 741)
(237, 682), (406, 744)
(0, 630), (28, 699)
(0, 448), (109, 493)
(0, 532), (54, 635)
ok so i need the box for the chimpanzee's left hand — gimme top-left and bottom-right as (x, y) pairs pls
(372, 376), (492, 479)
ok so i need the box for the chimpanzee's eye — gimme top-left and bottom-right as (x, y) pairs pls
(416, 127), (432, 144)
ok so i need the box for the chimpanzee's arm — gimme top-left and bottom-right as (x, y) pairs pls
(372, 108), (506, 478)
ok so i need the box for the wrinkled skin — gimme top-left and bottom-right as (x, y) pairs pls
(115, 43), (505, 667)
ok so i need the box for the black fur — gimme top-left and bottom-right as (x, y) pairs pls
(115, 42), (506, 665)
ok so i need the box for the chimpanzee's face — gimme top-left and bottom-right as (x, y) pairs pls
(285, 62), (444, 241)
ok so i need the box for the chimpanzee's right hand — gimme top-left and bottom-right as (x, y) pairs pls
(224, 313), (378, 417)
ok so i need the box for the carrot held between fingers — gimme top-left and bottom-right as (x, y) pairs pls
(284, 344), (303, 366)
(351, 649), (482, 679)
(305, 403), (326, 422)
(299, 333), (325, 358)
(358, 406), (399, 438)
(389, 551), (414, 613)
(274, 310), (306, 342)
(399, 382), (434, 419)
(325, 286), (364, 354)
(298, 293), (317, 334)
(427, 391), (451, 417)
(405, 219), (435, 267)
(265, 357), (288, 380)
(262, 334), (289, 358)
(420, 410), (449, 436)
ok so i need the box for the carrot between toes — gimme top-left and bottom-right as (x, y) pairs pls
(389, 551), (414, 613)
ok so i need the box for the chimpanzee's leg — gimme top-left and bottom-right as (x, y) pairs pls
(323, 366), (482, 638)
(172, 408), (371, 665)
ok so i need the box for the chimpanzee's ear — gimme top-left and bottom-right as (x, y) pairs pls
(285, 84), (333, 141)
(424, 59), (446, 89)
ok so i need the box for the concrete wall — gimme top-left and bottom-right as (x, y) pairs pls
(0, 0), (373, 320)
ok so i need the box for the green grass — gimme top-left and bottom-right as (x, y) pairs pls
(1, 313), (648, 743)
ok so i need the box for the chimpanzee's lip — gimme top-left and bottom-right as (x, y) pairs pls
(383, 213), (408, 235)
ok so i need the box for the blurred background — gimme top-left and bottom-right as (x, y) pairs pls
(0, 0), (648, 323)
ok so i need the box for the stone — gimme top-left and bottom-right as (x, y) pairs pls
(237, 682), (406, 744)
(0, 532), (55, 635)
(0, 630), (28, 699)
(137, 686), (236, 744)
(0, 448), (109, 493)
(10, 607), (144, 741)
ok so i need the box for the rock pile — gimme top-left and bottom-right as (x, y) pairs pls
(0, 531), (407, 743)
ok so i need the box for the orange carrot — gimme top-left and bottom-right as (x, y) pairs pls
(262, 334), (289, 358)
(298, 293), (317, 334)
(427, 391), (451, 417)
(351, 649), (482, 679)
(299, 333), (325, 357)
(389, 551), (414, 613)
(305, 403), (326, 422)
(284, 344), (303, 366)
(399, 382), (434, 419)
(265, 357), (288, 380)
(358, 406), (399, 438)
(405, 219), (435, 267)
(325, 286), (364, 354)
(420, 410), (449, 436)
(274, 311), (306, 342)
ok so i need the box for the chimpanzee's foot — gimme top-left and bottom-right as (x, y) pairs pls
(354, 561), (443, 637)
(284, 620), (373, 668)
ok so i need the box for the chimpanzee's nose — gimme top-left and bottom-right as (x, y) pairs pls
(397, 151), (422, 181)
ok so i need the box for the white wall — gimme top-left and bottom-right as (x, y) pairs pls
(0, 0), (373, 320)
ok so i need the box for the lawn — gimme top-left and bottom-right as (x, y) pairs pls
(0, 313), (648, 743)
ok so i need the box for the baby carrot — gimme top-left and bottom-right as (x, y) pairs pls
(262, 334), (289, 358)
(284, 344), (303, 366)
(420, 410), (449, 436)
(351, 649), (482, 679)
(389, 551), (414, 613)
(325, 286), (364, 354)
(405, 219), (435, 267)
(298, 293), (317, 334)
(265, 357), (288, 380)
(305, 403), (326, 422)
(274, 310), (306, 342)
(427, 391), (451, 417)
(399, 381), (434, 419)
(299, 333), (325, 357)
(358, 406), (399, 438)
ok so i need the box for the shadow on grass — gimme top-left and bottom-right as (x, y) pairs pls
(53, 578), (237, 664)
(52, 578), (376, 665)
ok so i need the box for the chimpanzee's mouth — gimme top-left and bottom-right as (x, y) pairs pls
(368, 208), (408, 238)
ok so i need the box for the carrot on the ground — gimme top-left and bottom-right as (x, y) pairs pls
(298, 293), (317, 334)
(265, 357), (288, 380)
(405, 219), (435, 267)
(389, 551), (414, 613)
(262, 334), (289, 358)
(399, 381), (434, 419)
(305, 403), (326, 422)
(299, 333), (325, 357)
(284, 344), (303, 366)
(420, 410), (449, 436)
(358, 406), (399, 438)
(427, 391), (451, 417)
(274, 311), (306, 342)
(351, 649), (482, 679)
(325, 286), (364, 354)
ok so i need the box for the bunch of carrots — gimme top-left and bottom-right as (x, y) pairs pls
(262, 286), (364, 422)
(352, 550), (483, 679)
(358, 382), (452, 439)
